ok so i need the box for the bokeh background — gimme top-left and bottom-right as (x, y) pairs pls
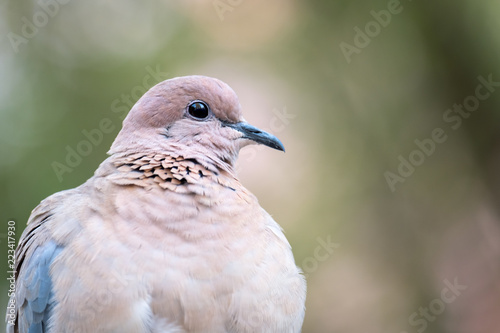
(1, 0), (500, 332)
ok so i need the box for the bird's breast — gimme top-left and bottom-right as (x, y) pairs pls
(108, 183), (272, 325)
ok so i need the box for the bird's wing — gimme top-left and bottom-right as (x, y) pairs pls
(6, 194), (64, 333)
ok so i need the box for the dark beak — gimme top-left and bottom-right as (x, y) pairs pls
(223, 121), (285, 152)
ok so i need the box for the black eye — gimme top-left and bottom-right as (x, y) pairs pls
(187, 101), (210, 120)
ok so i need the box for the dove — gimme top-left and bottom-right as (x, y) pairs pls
(6, 75), (306, 333)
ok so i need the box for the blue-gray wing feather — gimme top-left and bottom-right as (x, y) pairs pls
(10, 241), (62, 333)
(6, 193), (67, 333)
(21, 241), (62, 332)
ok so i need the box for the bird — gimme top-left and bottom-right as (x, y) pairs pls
(6, 75), (306, 333)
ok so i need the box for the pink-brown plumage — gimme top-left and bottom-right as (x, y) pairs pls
(7, 75), (306, 333)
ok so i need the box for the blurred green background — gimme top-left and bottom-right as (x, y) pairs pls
(2, 0), (500, 332)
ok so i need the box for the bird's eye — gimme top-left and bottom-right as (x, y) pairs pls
(187, 101), (210, 120)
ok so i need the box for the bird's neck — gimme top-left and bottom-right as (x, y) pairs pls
(101, 152), (240, 193)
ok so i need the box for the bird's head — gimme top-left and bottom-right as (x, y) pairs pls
(109, 75), (284, 171)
